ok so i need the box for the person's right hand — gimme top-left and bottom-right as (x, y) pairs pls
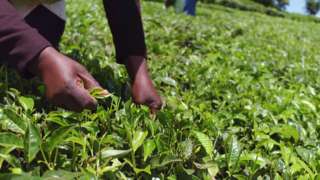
(28, 47), (106, 112)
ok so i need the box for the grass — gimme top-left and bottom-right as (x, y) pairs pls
(0, 0), (320, 179)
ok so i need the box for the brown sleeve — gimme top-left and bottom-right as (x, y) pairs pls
(103, 0), (147, 64)
(0, 0), (51, 76)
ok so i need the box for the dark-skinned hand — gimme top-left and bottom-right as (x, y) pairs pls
(28, 47), (105, 112)
(125, 56), (163, 114)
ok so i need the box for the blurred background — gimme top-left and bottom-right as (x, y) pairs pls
(161, 0), (320, 16)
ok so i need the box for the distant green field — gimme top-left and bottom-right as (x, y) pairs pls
(0, 0), (320, 179)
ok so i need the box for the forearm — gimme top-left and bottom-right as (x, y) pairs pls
(103, 0), (147, 64)
(0, 0), (51, 76)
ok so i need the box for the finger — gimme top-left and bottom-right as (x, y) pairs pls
(51, 92), (97, 112)
(149, 100), (163, 114)
(49, 91), (83, 112)
(70, 86), (98, 111)
(78, 73), (110, 96)
(78, 72), (101, 90)
(54, 82), (97, 112)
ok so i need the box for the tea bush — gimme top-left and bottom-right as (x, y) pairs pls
(0, 0), (320, 179)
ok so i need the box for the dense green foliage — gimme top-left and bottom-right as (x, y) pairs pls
(1, 0), (320, 179)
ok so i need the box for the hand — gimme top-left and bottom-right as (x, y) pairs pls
(125, 56), (163, 114)
(28, 47), (104, 112)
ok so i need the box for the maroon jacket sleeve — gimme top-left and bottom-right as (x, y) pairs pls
(0, 0), (51, 75)
(103, 0), (147, 64)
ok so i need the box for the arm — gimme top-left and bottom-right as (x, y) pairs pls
(102, 0), (146, 64)
(0, 0), (104, 112)
(0, 0), (50, 76)
(103, 0), (162, 113)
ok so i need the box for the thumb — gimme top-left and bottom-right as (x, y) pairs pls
(78, 73), (110, 96)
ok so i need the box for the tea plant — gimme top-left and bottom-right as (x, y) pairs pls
(0, 0), (320, 179)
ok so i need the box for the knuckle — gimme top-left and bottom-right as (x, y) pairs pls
(152, 100), (163, 110)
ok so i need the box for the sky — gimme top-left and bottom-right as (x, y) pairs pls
(286, 0), (307, 15)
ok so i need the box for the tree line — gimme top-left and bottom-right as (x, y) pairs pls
(254, 0), (320, 15)
(199, 0), (320, 16)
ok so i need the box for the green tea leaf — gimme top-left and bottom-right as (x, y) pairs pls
(296, 147), (314, 163)
(143, 139), (156, 161)
(100, 149), (131, 159)
(0, 133), (23, 148)
(300, 100), (316, 112)
(3, 109), (26, 133)
(193, 131), (213, 159)
(18, 96), (34, 111)
(0, 174), (41, 180)
(98, 159), (122, 174)
(182, 167), (195, 175)
(161, 77), (177, 87)
(178, 139), (193, 160)
(207, 163), (219, 177)
(193, 162), (219, 177)
(151, 155), (182, 168)
(24, 122), (41, 163)
(65, 136), (86, 146)
(0, 147), (15, 168)
(42, 170), (78, 180)
(226, 135), (241, 171)
(124, 159), (151, 175)
(44, 126), (74, 155)
(0, 154), (20, 167)
(240, 153), (268, 167)
(132, 131), (148, 153)
(274, 173), (283, 180)
(45, 114), (69, 126)
(271, 125), (299, 142)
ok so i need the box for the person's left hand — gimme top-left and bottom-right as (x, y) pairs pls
(125, 56), (163, 114)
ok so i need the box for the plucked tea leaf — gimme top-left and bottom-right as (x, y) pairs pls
(90, 87), (111, 100)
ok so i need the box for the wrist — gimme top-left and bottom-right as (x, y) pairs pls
(125, 56), (149, 82)
(27, 47), (57, 78)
